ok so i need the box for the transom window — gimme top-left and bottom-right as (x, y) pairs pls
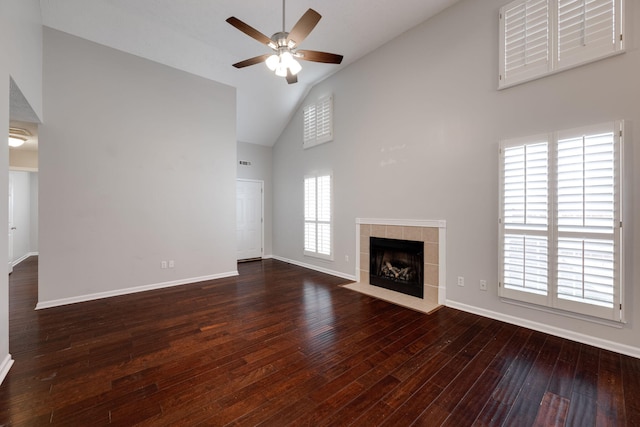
(499, 0), (624, 88)
(303, 95), (333, 149)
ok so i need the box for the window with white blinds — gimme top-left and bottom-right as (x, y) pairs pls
(499, 0), (624, 88)
(304, 174), (332, 260)
(499, 122), (623, 321)
(303, 95), (333, 149)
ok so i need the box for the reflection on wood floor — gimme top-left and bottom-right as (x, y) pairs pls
(1, 257), (638, 425)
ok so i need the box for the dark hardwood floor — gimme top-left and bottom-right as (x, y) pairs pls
(0, 257), (638, 426)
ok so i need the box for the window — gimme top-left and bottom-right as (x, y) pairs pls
(499, 121), (623, 321)
(303, 95), (333, 149)
(304, 174), (332, 260)
(499, 0), (624, 88)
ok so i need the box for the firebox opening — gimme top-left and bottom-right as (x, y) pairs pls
(369, 237), (424, 299)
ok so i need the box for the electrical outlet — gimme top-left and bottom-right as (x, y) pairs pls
(457, 276), (465, 287)
(480, 280), (487, 291)
(161, 261), (167, 269)
(169, 260), (175, 268)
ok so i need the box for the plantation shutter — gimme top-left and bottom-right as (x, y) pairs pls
(303, 104), (317, 144)
(316, 175), (332, 255)
(557, 0), (621, 70)
(500, 122), (623, 322)
(316, 95), (333, 144)
(304, 174), (332, 259)
(499, 0), (623, 89)
(304, 177), (317, 253)
(500, 138), (550, 305)
(303, 95), (334, 148)
(554, 124), (621, 319)
(499, 0), (550, 88)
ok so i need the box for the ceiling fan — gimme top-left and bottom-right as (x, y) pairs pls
(226, 0), (343, 84)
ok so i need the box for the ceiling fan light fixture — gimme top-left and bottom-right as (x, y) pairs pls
(8, 136), (26, 148)
(266, 54), (280, 71)
(280, 51), (293, 66)
(275, 63), (288, 77)
(288, 58), (302, 75)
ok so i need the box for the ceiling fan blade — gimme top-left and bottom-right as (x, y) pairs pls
(226, 17), (272, 46)
(286, 69), (298, 84)
(296, 50), (343, 64)
(232, 54), (272, 69)
(287, 9), (321, 47)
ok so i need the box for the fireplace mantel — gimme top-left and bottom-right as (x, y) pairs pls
(342, 218), (446, 314)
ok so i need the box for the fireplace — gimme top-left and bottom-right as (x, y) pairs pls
(342, 219), (443, 314)
(369, 237), (424, 299)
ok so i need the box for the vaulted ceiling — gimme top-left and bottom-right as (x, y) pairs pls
(40, 0), (461, 146)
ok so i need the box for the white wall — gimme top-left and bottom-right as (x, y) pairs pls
(237, 142), (273, 256)
(9, 171), (36, 264)
(0, 0), (42, 384)
(30, 172), (38, 253)
(39, 28), (237, 306)
(273, 0), (640, 355)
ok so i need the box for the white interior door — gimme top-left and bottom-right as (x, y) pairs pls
(8, 175), (14, 274)
(236, 179), (263, 261)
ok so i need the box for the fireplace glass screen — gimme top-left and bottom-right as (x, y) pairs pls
(369, 237), (424, 298)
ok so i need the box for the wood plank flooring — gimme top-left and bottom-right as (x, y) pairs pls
(0, 256), (638, 426)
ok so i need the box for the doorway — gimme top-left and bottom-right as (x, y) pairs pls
(236, 179), (263, 261)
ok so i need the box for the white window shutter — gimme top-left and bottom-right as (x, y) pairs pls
(304, 177), (317, 252)
(304, 174), (332, 259)
(499, 0), (623, 89)
(316, 95), (333, 144)
(500, 0), (550, 88)
(303, 104), (317, 144)
(303, 95), (333, 148)
(499, 123), (623, 322)
(554, 124), (620, 319)
(316, 175), (331, 255)
(557, 0), (622, 70)
(500, 138), (550, 306)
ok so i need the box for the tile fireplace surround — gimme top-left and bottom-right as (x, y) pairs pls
(342, 218), (446, 314)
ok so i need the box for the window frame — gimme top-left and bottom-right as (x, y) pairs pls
(498, 121), (624, 322)
(304, 172), (333, 261)
(499, 0), (625, 89)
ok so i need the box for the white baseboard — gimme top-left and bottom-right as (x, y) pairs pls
(12, 252), (38, 267)
(272, 256), (356, 282)
(446, 300), (640, 359)
(35, 271), (239, 310)
(0, 354), (14, 385)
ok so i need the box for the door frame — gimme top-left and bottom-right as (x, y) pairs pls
(236, 178), (264, 260)
(8, 174), (14, 274)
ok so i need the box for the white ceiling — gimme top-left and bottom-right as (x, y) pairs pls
(39, 0), (461, 146)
